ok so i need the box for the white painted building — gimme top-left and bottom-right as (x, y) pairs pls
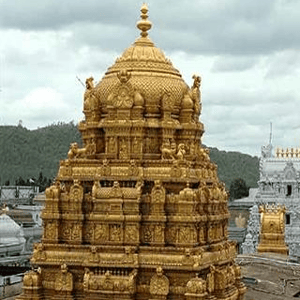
(0, 212), (25, 258)
(243, 144), (300, 260)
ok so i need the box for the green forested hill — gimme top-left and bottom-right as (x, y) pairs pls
(0, 123), (259, 189)
(209, 147), (259, 188)
(0, 123), (81, 185)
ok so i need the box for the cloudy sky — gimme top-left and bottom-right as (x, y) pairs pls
(0, 0), (300, 157)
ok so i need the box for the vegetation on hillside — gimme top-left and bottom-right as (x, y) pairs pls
(229, 178), (250, 200)
(209, 147), (259, 189)
(0, 122), (81, 186)
(0, 123), (259, 190)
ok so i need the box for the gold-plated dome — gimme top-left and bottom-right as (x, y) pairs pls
(95, 4), (188, 117)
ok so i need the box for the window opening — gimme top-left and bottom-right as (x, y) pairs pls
(287, 185), (292, 196)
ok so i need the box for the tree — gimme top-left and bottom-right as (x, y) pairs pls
(229, 178), (249, 200)
(15, 176), (26, 186)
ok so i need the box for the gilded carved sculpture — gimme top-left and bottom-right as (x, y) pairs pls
(17, 4), (245, 300)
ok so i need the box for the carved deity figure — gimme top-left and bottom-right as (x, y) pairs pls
(101, 158), (111, 176)
(110, 181), (123, 198)
(55, 264), (73, 292)
(197, 181), (208, 203)
(110, 224), (122, 241)
(125, 226), (138, 243)
(32, 243), (46, 261)
(116, 86), (134, 108)
(107, 137), (115, 153)
(176, 143), (186, 160)
(87, 138), (97, 155)
(44, 221), (57, 240)
(129, 160), (139, 176)
(127, 269), (138, 293)
(89, 246), (99, 263)
(84, 77), (97, 111)
(132, 136), (142, 154)
(83, 268), (90, 291)
(190, 75), (202, 121)
(195, 145), (210, 162)
(95, 224), (108, 242)
(119, 138), (129, 159)
(92, 181), (101, 199)
(70, 180), (84, 211)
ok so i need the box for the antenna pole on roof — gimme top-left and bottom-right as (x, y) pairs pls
(269, 122), (273, 144)
(76, 76), (85, 88)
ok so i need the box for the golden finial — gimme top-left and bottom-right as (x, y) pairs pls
(137, 3), (152, 38)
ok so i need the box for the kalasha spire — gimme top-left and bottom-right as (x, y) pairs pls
(135, 3), (154, 47)
(136, 3), (152, 37)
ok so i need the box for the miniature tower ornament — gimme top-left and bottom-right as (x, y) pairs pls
(17, 4), (246, 300)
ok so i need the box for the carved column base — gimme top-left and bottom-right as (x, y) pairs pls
(150, 296), (167, 300)
(185, 292), (208, 300)
(51, 291), (74, 300)
(214, 286), (239, 300)
(257, 243), (288, 255)
(205, 296), (217, 300)
(15, 288), (44, 300)
(86, 292), (134, 300)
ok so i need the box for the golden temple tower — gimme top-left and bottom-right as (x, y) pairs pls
(17, 5), (246, 300)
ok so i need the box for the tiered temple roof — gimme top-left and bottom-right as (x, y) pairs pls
(17, 5), (246, 300)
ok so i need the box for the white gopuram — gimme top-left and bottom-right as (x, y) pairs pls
(243, 144), (300, 260)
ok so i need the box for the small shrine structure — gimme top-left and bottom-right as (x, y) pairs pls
(257, 204), (288, 254)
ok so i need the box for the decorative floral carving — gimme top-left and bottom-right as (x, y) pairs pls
(149, 267), (169, 296)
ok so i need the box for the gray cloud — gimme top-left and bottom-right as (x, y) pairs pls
(0, 0), (136, 30)
(1, 0), (300, 56)
(212, 55), (259, 72)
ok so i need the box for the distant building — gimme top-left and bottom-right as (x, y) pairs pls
(228, 188), (258, 253)
(0, 193), (43, 265)
(243, 144), (300, 260)
(0, 208), (26, 259)
(0, 186), (39, 206)
(0, 266), (30, 299)
(0, 189), (43, 299)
